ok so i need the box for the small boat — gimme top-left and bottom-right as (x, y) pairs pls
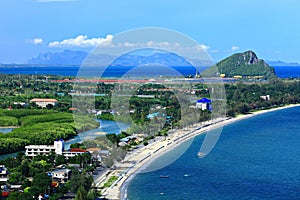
(160, 175), (170, 178)
(198, 152), (205, 157)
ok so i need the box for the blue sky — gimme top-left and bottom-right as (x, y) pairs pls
(0, 0), (299, 63)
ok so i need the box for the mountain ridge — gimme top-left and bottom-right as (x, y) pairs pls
(27, 50), (212, 66)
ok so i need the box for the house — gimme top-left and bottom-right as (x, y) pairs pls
(13, 102), (27, 107)
(196, 98), (212, 110)
(0, 165), (9, 183)
(51, 168), (71, 182)
(30, 98), (58, 108)
(260, 95), (270, 101)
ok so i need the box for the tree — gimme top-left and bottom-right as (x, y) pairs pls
(87, 188), (97, 200)
(69, 171), (93, 192)
(21, 159), (30, 177)
(75, 186), (88, 200)
(31, 173), (51, 194)
(55, 154), (66, 165)
(9, 172), (24, 184)
(6, 192), (21, 200)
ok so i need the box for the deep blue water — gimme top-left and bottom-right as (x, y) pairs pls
(127, 107), (300, 200)
(1, 65), (300, 78)
(0, 66), (205, 78)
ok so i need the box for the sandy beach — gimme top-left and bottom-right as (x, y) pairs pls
(97, 104), (300, 200)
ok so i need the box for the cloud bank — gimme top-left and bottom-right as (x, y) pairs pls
(49, 35), (113, 48)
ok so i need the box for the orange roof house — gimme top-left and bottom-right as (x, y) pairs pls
(30, 98), (58, 108)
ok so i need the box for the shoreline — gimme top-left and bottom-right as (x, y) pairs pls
(99, 104), (300, 200)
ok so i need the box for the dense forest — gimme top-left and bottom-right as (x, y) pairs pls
(0, 109), (99, 154)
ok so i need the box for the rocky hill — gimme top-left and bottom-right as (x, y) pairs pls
(204, 50), (276, 79)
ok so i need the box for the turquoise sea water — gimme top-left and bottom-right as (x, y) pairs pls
(127, 107), (300, 199)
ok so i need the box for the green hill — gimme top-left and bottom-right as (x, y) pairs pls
(204, 50), (277, 79)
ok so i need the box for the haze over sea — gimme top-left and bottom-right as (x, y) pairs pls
(127, 107), (300, 200)
(0, 65), (300, 78)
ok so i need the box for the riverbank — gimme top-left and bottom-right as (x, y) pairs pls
(97, 104), (300, 200)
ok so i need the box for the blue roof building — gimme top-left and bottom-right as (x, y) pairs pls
(196, 98), (212, 110)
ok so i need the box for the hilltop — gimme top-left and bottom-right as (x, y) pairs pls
(204, 50), (276, 79)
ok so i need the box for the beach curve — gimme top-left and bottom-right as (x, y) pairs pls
(97, 104), (300, 200)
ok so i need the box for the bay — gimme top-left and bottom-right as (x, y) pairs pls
(127, 106), (300, 199)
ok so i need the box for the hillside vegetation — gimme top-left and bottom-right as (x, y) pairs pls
(205, 50), (276, 79)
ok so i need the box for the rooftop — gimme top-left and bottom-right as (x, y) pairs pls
(30, 98), (58, 102)
(197, 98), (212, 103)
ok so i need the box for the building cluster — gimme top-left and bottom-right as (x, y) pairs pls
(118, 134), (145, 147)
(25, 140), (91, 158)
(13, 98), (59, 108)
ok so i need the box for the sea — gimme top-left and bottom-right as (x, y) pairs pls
(127, 107), (300, 200)
(0, 65), (300, 78)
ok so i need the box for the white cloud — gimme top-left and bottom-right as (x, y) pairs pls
(26, 38), (43, 45)
(48, 34), (211, 60)
(197, 44), (210, 51)
(231, 45), (239, 51)
(49, 35), (113, 48)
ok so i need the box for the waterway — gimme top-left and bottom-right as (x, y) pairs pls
(64, 119), (130, 149)
(0, 119), (130, 160)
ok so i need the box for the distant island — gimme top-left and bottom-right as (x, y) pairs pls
(204, 50), (277, 79)
(266, 60), (300, 66)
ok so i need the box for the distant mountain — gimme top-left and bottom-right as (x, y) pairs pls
(204, 50), (277, 79)
(266, 60), (300, 66)
(28, 50), (213, 67)
(110, 52), (213, 67)
(28, 50), (89, 65)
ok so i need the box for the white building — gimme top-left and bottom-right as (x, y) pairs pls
(30, 98), (58, 108)
(51, 168), (71, 182)
(25, 140), (86, 158)
(196, 98), (212, 111)
(260, 95), (270, 101)
(0, 165), (9, 182)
